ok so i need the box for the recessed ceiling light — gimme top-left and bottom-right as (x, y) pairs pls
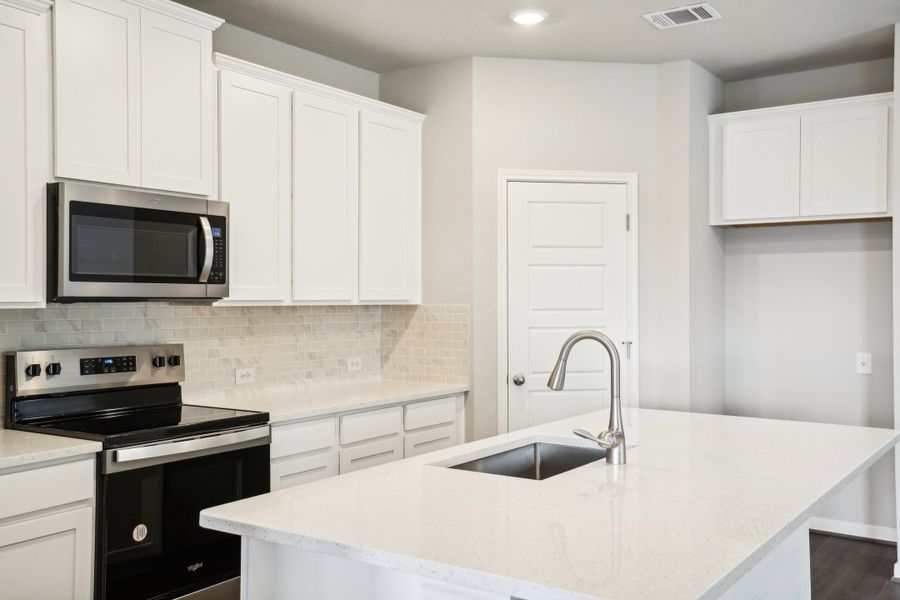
(510, 9), (548, 26)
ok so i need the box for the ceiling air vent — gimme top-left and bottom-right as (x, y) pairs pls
(642, 3), (721, 30)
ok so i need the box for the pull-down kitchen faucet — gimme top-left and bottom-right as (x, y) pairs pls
(547, 330), (626, 465)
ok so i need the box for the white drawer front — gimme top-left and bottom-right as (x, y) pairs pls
(404, 395), (458, 431)
(271, 451), (338, 490)
(0, 458), (94, 520)
(339, 437), (402, 474)
(271, 417), (337, 459)
(340, 406), (401, 445)
(404, 424), (456, 458)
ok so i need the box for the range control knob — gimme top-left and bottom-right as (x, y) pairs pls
(24, 364), (41, 378)
(167, 355), (181, 367)
(46, 363), (62, 376)
(151, 356), (166, 369)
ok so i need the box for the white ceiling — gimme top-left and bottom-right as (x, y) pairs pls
(176, 0), (900, 80)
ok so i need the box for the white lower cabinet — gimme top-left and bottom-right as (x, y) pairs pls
(404, 424), (456, 458)
(0, 457), (96, 600)
(340, 437), (403, 474)
(271, 452), (339, 490)
(270, 394), (465, 490)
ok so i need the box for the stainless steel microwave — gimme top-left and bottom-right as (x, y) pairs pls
(48, 182), (228, 302)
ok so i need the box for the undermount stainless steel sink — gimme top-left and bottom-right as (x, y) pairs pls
(449, 442), (607, 481)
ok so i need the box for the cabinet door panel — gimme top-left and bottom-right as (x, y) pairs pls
(0, 506), (93, 600)
(141, 9), (212, 194)
(218, 70), (292, 302)
(293, 92), (359, 303)
(722, 116), (800, 221)
(800, 104), (889, 217)
(339, 437), (402, 474)
(404, 424), (455, 458)
(271, 452), (338, 490)
(0, 4), (48, 305)
(340, 406), (402, 445)
(54, 0), (140, 186)
(358, 110), (420, 303)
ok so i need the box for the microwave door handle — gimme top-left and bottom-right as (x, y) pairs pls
(199, 216), (213, 283)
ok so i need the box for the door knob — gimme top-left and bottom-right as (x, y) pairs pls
(512, 373), (526, 386)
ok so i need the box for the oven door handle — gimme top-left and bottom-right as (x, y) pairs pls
(111, 425), (270, 470)
(199, 216), (214, 283)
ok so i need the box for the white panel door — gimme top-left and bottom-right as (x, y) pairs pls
(800, 104), (889, 217)
(0, 506), (94, 600)
(722, 116), (800, 221)
(358, 110), (421, 303)
(0, 3), (49, 305)
(218, 70), (291, 302)
(293, 92), (359, 302)
(54, 0), (140, 186)
(140, 9), (212, 194)
(507, 182), (630, 431)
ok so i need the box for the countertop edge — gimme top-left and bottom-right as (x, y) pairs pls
(198, 512), (600, 600)
(0, 437), (102, 471)
(240, 382), (470, 424)
(696, 429), (900, 599)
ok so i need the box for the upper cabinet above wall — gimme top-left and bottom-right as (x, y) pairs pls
(215, 54), (424, 306)
(709, 93), (892, 226)
(54, 0), (222, 196)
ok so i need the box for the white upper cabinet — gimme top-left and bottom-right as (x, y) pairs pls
(359, 110), (422, 303)
(218, 70), (292, 303)
(54, 0), (141, 187)
(54, 0), (221, 195)
(710, 93), (892, 226)
(722, 116), (800, 221)
(0, 0), (50, 306)
(293, 92), (359, 303)
(140, 8), (213, 195)
(214, 54), (424, 306)
(800, 103), (889, 217)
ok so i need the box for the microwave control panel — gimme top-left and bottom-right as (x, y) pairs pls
(208, 216), (226, 285)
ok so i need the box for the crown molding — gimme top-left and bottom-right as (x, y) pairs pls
(126, 0), (223, 30)
(0, 0), (52, 14)
(214, 53), (425, 124)
(709, 91), (894, 122)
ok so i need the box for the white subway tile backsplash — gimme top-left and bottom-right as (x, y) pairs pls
(0, 303), (469, 412)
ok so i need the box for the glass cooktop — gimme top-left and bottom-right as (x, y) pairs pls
(20, 404), (268, 448)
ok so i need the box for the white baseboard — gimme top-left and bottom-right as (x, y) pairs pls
(808, 516), (897, 544)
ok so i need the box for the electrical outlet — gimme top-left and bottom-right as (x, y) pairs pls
(856, 352), (872, 375)
(235, 367), (256, 385)
(347, 357), (362, 373)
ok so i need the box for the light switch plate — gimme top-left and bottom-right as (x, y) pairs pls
(235, 367), (256, 385)
(856, 352), (872, 375)
(347, 357), (362, 373)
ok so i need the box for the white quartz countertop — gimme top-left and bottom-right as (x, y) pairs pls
(0, 429), (101, 470)
(194, 378), (468, 423)
(200, 409), (898, 600)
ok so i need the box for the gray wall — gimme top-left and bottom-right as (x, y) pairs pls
(723, 57), (896, 535)
(213, 24), (380, 98)
(470, 58), (660, 439)
(380, 59), (476, 437)
(723, 58), (893, 112)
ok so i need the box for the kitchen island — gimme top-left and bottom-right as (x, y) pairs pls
(201, 408), (898, 599)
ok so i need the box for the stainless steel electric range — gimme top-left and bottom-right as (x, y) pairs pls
(4, 344), (270, 600)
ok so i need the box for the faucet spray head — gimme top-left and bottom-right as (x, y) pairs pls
(547, 358), (567, 391)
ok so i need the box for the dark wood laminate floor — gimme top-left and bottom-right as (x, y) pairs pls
(812, 533), (900, 599)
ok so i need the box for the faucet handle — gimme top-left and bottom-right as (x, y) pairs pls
(574, 428), (607, 446)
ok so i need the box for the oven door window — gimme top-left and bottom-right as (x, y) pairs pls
(69, 201), (201, 283)
(101, 444), (269, 600)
